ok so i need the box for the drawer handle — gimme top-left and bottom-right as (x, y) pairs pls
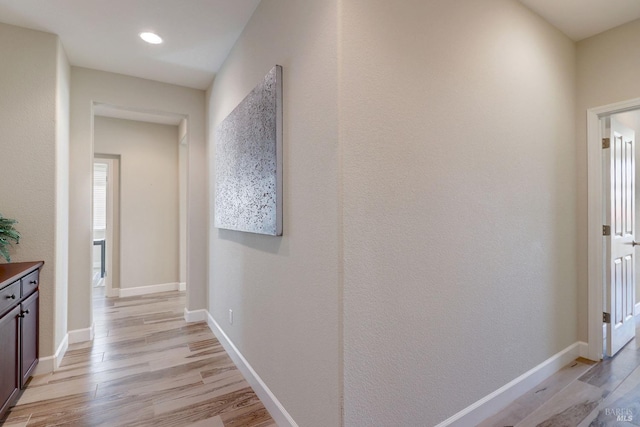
(29, 280), (37, 285)
(18, 309), (29, 318)
(6, 294), (16, 300)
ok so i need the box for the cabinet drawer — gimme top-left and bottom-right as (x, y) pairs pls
(0, 282), (20, 316)
(21, 270), (39, 297)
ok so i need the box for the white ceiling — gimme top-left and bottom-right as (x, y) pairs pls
(0, 0), (261, 90)
(519, 0), (640, 41)
(0, 1), (638, 91)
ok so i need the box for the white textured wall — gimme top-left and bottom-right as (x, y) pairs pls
(341, 0), (577, 424)
(207, 0), (341, 425)
(69, 67), (206, 331)
(94, 117), (179, 289)
(577, 18), (640, 340)
(0, 22), (65, 358)
(55, 39), (70, 350)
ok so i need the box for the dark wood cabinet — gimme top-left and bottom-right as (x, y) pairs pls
(0, 305), (20, 418)
(0, 262), (43, 421)
(20, 290), (39, 387)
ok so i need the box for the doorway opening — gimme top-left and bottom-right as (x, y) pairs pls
(89, 104), (188, 316)
(92, 156), (119, 298)
(92, 162), (107, 288)
(587, 98), (640, 361)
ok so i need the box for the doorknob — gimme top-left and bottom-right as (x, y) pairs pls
(633, 241), (640, 246)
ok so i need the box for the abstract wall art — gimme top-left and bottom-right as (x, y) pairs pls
(214, 65), (283, 236)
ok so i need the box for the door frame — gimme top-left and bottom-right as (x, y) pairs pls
(587, 96), (640, 361)
(94, 155), (120, 298)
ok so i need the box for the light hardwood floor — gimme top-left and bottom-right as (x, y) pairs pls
(1, 290), (275, 427)
(480, 318), (640, 426)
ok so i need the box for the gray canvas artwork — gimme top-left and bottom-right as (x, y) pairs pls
(214, 65), (283, 236)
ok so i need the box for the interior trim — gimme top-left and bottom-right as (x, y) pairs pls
(206, 310), (298, 427)
(434, 342), (588, 426)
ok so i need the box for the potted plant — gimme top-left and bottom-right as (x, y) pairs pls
(0, 213), (20, 262)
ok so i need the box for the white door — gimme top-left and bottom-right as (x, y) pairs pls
(605, 115), (637, 357)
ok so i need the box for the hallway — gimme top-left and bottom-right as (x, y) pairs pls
(2, 291), (274, 427)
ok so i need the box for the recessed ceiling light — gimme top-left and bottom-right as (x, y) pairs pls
(139, 32), (163, 45)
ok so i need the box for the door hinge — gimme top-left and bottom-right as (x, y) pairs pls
(603, 225), (611, 236)
(603, 138), (611, 149)
(603, 312), (611, 324)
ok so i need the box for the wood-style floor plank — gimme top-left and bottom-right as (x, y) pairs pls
(578, 363), (640, 426)
(481, 318), (640, 426)
(1, 290), (274, 427)
(477, 358), (595, 427)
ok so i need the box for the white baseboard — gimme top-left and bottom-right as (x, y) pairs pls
(578, 341), (589, 359)
(184, 307), (207, 323)
(106, 287), (119, 298)
(179, 282), (186, 291)
(206, 311), (298, 427)
(34, 333), (69, 375)
(118, 282), (181, 297)
(436, 341), (588, 426)
(68, 322), (95, 344)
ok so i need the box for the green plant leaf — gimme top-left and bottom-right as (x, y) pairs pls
(0, 212), (21, 262)
(0, 244), (11, 263)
